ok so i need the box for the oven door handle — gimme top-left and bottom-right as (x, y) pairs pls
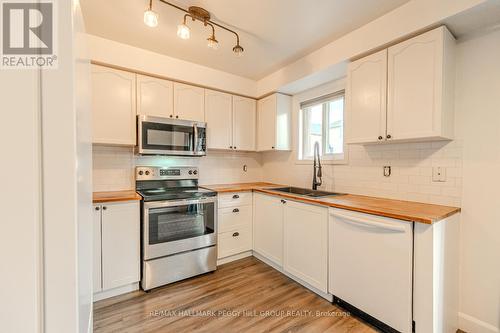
(143, 196), (217, 210)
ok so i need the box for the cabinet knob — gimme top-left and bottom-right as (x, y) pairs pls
(232, 194), (239, 199)
(232, 208), (239, 213)
(281, 199), (286, 204)
(386, 134), (392, 139)
(169, 115), (173, 118)
(378, 136), (383, 140)
(229, 146), (233, 149)
(272, 146), (275, 149)
(102, 206), (107, 210)
(176, 115), (179, 119)
(95, 206), (100, 211)
(232, 232), (240, 237)
(233, 146), (237, 150)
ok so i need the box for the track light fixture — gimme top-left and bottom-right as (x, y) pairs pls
(144, 0), (244, 56)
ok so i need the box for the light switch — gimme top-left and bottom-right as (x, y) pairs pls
(432, 167), (446, 182)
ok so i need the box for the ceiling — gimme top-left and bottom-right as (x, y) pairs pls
(81, 0), (410, 80)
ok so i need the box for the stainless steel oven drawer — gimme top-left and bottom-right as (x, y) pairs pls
(141, 246), (216, 291)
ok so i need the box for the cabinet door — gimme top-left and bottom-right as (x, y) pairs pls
(101, 201), (140, 290)
(232, 96), (256, 151)
(205, 89), (232, 150)
(257, 95), (276, 151)
(91, 65), (136, 145)
(173, 82), (205, 122)
(136, 74), (173, 118)
(253, 194), (283, 266)
(93, 205), (102, 293)
(284, 201), (328, 292)
(345, 49), (387, 144)
(387, 28), (444, 141)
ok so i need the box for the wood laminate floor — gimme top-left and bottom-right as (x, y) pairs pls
(94, 257), (377, 333)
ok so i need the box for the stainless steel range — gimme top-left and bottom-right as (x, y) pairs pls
(136, 166), (217, 291)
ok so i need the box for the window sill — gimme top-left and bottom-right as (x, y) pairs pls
(295, 158), (348, 165)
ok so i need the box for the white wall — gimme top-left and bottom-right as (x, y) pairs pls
(455, 28), (500, 333)
(261, 79), (463, 207)
(87, 34), (258, 98)
(92, 146), (263, 191)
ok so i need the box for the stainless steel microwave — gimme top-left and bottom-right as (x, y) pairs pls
(137, 115), (206, 156)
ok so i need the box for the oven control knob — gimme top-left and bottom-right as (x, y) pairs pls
(193, 170), (198, 175)
(188, 170), (193, 175)
(138, 171), (144, 175)
(145, 171), (150, 175)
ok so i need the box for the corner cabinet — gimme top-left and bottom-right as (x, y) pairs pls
(173, 82), (205, 122)
(257, 93), (292, 151)
(91, 65), (136, 145)
(136, 74), (174, 118)
(93, 201), (140, 300)
(346, 26), (455, 144)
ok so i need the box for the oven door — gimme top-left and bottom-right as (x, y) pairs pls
(138, 115), (206, 156)
(143, 197), (217, 260)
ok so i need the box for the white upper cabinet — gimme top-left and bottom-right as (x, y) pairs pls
(283, 201), (328, 293)
(345, 26), (455, 144)
(257, 93), (292, 151)
(205, 90), (233, 150)
(173, 82), (205, 122)
(387, 27), (455, 141)
(232, 96), (256, 151)
(91, 65), (136, 145)
(136, 74), (173, 118)
(345, 49), (387, 144)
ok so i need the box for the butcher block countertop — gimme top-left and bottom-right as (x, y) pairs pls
(203, 182), (460, 224)
(93, 190), (142, 204)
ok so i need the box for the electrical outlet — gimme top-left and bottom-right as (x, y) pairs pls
(432, 167), (446, 182)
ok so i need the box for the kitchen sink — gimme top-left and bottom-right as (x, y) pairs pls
(270, 187), (344, 198)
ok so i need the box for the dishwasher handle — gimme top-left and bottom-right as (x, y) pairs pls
(333, 211), (406, 233)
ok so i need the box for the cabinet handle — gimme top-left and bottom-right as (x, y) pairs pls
(386, 134), (392, 139)
(229, 146), (233, 149)
(232, 232), (240, 237)
(272, 146), (275, 149)
(233, 146), (237, 150)
(378, 136), (383, 140)
(281, 199), (286, 204)
(232, 208), (239, 213)
(169, 114), (173, 118)
(102, 206), (107, 210)
(95, 206), (100, 211)
(232, 194), (239, 199)
(176, 115), (179, 119)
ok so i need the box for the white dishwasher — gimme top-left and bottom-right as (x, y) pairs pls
(329, 208), (413, 333)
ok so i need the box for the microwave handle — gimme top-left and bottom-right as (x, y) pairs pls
(193, 123), (198, 152)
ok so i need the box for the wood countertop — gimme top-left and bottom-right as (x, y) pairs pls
(93, 190), (142, 204)
(203, 182), (460, 224)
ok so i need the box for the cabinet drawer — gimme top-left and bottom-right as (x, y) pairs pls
(218, 205), (252, 233)
(218, 226), (252, 259)
(218, 192), (252, 208)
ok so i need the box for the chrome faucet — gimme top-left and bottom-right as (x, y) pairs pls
(312, 141), (322, 190)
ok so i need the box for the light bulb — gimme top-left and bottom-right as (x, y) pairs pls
(177, 23), (190, 40)
(207, 36), (218, 50)
(143, 9), (158, 27)
(232, 44), (244, 57)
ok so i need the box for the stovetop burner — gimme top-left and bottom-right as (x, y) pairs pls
(135, 166), (216, 202)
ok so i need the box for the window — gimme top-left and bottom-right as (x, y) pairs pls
(299, 91), (345, 162)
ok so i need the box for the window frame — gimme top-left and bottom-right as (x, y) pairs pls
(297, 90), (348, 165)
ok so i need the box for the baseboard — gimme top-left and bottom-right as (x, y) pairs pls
(93, 282), (139, 302)
(252, 251), (333, 302)
(217, 250), (253, 265)
(459, 312), (500, 333)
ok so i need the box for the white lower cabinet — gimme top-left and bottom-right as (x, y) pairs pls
(217, 192), (253, 261)
(253, 193), (284, 266)
(329, 208), (413, 333)
(283, 200), (328, 293)
(93, 201), (140, 299)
